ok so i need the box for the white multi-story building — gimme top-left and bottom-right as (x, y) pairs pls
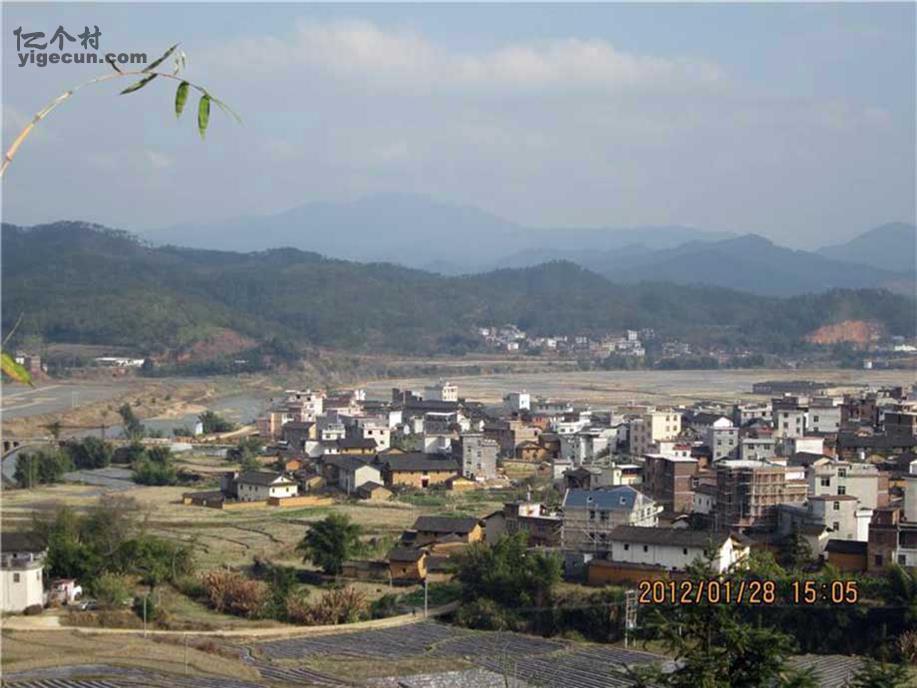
(504, 391), (531, 413)
(561, 486), (661, 553)
(629, 411), (681, 457)
(807, 461), (885, 510)
(1, 534), (46, 613)
(461, 433), (499, 481)
(424, 381), (458, 402)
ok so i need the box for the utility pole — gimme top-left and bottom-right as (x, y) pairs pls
(423, 578), (428, 618)
(143, 595), (148, 637)
(624, 589), (637, 649)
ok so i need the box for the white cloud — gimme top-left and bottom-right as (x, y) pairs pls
(208, 19), (726, 95)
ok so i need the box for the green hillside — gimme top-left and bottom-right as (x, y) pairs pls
(2, 222), (913, 357)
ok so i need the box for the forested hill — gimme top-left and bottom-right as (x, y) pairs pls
(2, 221), (914, 355)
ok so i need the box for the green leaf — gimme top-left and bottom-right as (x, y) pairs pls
(174, 81), (189, 118)
(197, 94), (211, 138)
(212, 97), (243, 125)
(1, 351), (33, 386)
(120, 73), (158, 95)
(143, 43), (179, 73)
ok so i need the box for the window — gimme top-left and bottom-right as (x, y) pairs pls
(820, 478), (831, 487)
(838, 469), (847, 478)
(833, 501), (840, 511)
(899, 555), (908, 566)
(838, 486), (846, 495)
(643, 545), (649, 552)
(832, 522), (839, 531)
(13, 573), (20, 583)
(683, 548), (688, 555)
(589, 510), (596, 521)
(624, 544), (630, 551)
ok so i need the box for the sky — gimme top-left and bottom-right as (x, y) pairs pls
(1, 2), (915, 249)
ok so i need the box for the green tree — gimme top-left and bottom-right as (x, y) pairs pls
(844, 659), (911, 688)
(91, 572), (131, 608)
(14, 448), (73, 487)
(453, 532), (562, 629)
(778, 526), (814, 570)
(65, 436), (113, 469)
(199, 410), (236, 434)
(297, 514), (363, 575)
(634, 557), (803, 688)
(118, 403), (145, 441)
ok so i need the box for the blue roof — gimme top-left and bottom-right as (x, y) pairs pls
(562, 485), (645, 510)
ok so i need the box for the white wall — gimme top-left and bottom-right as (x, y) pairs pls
(1, 566), (44, 612)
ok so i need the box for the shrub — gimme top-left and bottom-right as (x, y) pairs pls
(23, 604), (44, 616)
(455, 597), (519, 631)
(897, 630), (917, 665)
(369, 593), (400, 619)
(92, 573), (131, 609)
(287, 587), (367, 626)
(200, 570), (268, 618)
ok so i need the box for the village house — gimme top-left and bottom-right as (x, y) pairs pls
(376, 452), (460, 488)
(714, 460), (807, 530)
(1, 532), (46, 613)
(320, 455), (382, 494)
(777, 495), (871, 546)
(503, 501), (562, 547)
(587, 527), (750, 584)
(408, 516), (484, 547)
(460, 433), (499, 481)
(234, 471), (299, 502)
(629, 410), (682, 457)
(561, 486), (661, 554)
(356, 481), (392, 501)
(642, 454), (698, 515)
(805, 460), (887, 509)
(387, 547), (428, 582)
(772, 398), (807, 438)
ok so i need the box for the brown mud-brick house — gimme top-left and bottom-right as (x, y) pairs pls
(409, 516), (483, 547)
(375, 453), (459, 488)
(387, 547), (428, 582)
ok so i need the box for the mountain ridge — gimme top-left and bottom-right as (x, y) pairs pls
(3, 221), (913, 360)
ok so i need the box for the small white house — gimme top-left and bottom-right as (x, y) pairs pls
(1, 533), (46, 612)
(607, 526), (749, 573)
(236, 471), (298, 502)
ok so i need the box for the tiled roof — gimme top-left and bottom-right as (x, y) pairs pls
(607, 525), (733, 549)
(412, 516), (480, 534)
(562, 486), (648, 511)
(237, 471), (296, 486)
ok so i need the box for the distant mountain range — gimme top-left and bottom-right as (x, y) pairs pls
(2, 221), (914, 358)
(142, 194), (915, 297)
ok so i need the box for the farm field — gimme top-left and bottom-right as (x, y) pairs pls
(362, 368), (913, 406)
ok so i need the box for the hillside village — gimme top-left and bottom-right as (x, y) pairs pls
(150, 378), (917, 587)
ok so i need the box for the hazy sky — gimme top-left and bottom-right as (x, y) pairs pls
(2, 3), (914, 248)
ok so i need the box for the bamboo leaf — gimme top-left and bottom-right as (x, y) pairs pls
(197, 94), (211, 138)
(120, 73), (158, 95)
(212, 97), (243, 124)
(143, 43), (179, 73)
(175, 81), (189, 118)
(1, 351), (33, 386)
(105, 54), (122, 73)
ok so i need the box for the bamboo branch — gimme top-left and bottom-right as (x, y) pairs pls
(1, 69), (237, 179)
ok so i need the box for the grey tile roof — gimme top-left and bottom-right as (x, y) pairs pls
(237, 471), (296, 486)
(412, 515), (480, 534)
(562, 486), (647, 511)
(607, 525), (732, 548)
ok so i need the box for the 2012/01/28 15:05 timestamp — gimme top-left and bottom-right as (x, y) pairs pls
(637, 579), (859, 605)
